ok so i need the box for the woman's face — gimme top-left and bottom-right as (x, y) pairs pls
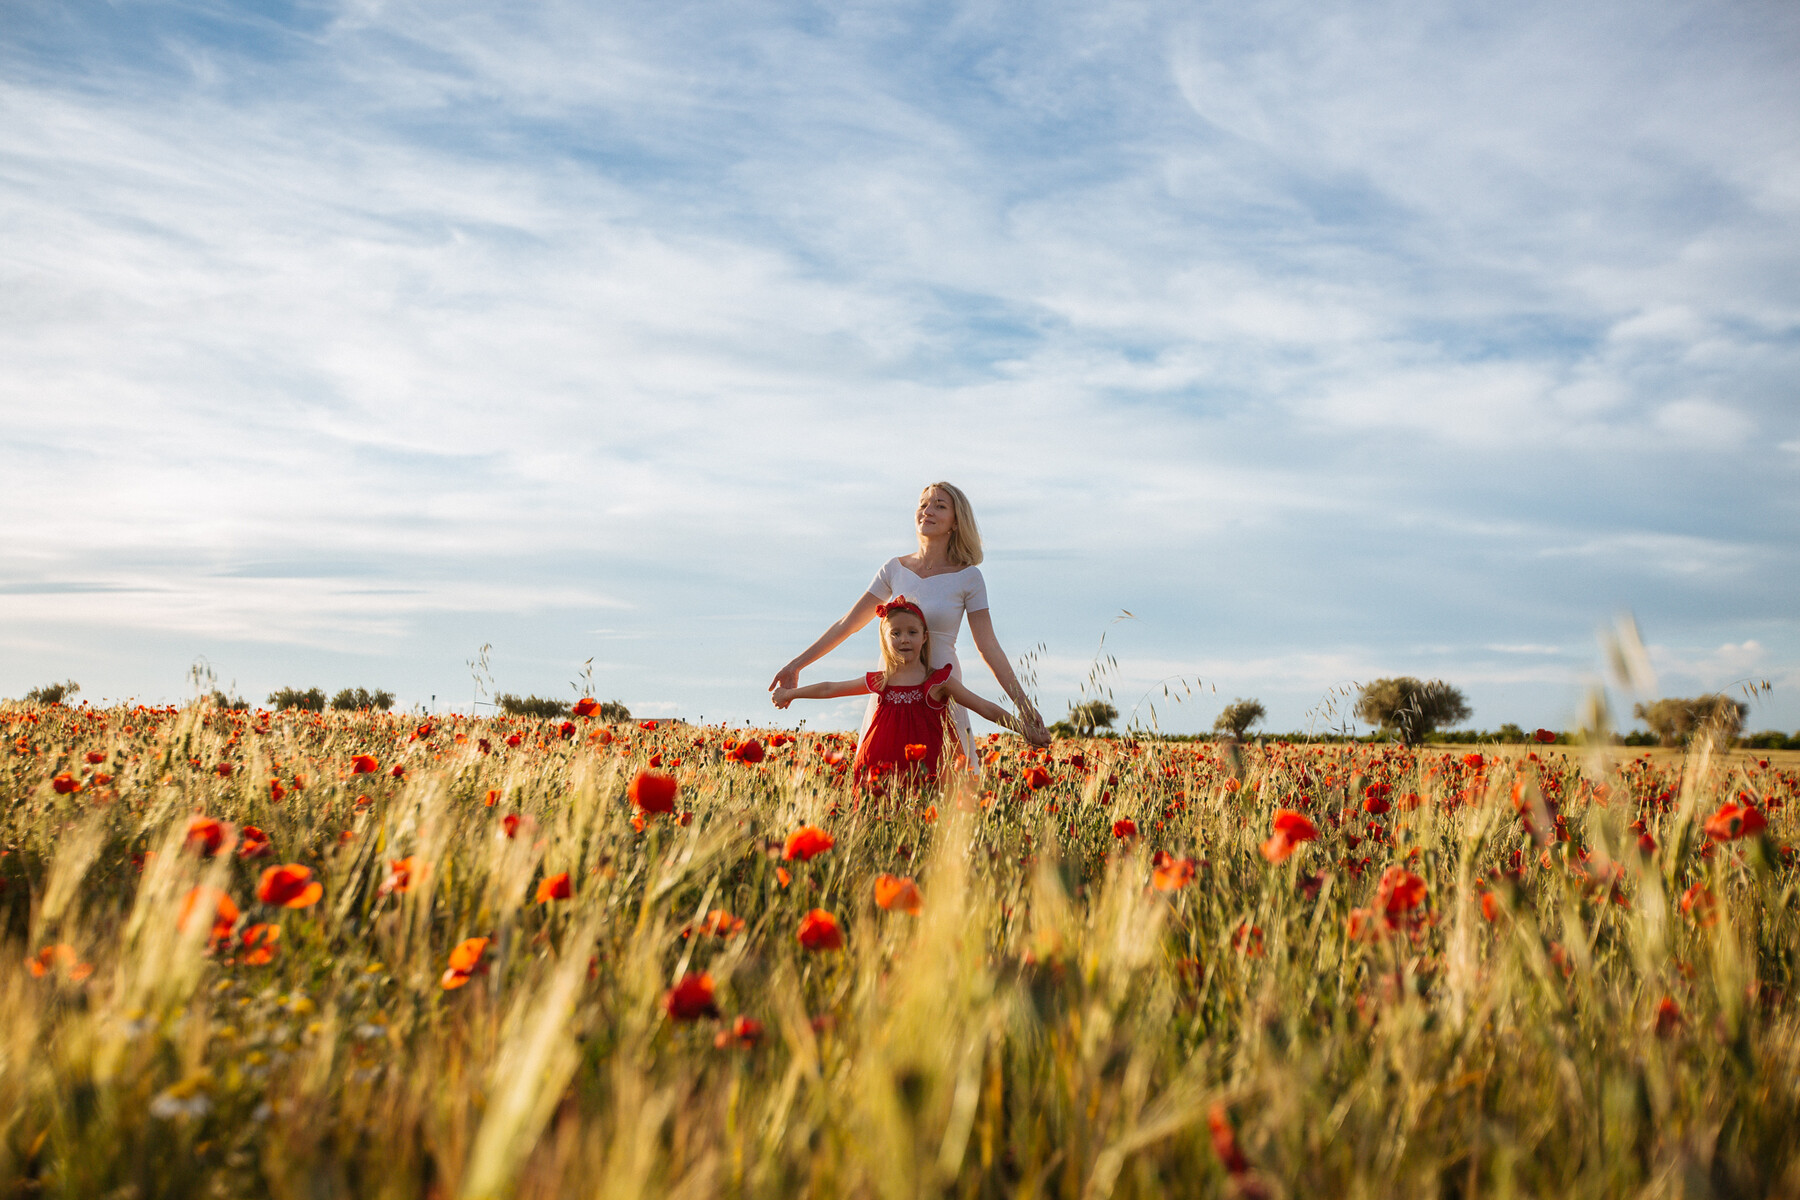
(884, 612), (925, 665)
(916, 489), (956, 539)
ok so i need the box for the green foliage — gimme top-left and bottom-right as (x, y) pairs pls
(497, 693), (571, 719)
(1066, 700), (1118, 735)
(1354, 677), (1472, 745)
(266, 686), (326, 711)
(24, 680), (79, 705)
(330, 687), (396, 712)
(1212, 698), (1266, 739)
(599, 700), (632, 723)
(207, 690), (248, 711)
(1633, 695), (1749, 747)
(1743, 730), (1800, 751)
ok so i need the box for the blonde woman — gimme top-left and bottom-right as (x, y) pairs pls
(769, 482), (1049, 759)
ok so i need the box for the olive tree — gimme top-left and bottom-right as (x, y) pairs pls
(1355, 678), (1471, 746)
(1213, 698), (1266, 741)
(1633, 695), (1747, 747)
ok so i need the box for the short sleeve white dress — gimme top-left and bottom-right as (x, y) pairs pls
(864, 558), (990, 763)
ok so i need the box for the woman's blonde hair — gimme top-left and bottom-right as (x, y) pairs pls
(919, 481), (983, 566)
(879, 605), (932, 684)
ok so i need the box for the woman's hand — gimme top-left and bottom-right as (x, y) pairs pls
(771, 688), (795, 710)
(769, 662), (801, 693)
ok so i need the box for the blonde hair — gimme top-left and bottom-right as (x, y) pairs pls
(919, 481), (983, 567)
(879, 606), (932, 685)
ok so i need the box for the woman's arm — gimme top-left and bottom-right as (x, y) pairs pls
(769, 591), (885, 692)
(966, 608), (1047, 736)
(771, 678), (873, 709)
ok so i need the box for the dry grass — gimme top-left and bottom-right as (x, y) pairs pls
(2, 701), (1797, 1198)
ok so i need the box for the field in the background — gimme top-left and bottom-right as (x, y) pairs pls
(3, 704), (1797, 1198)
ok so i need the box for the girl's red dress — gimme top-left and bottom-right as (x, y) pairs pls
(852, 663), (954, 788)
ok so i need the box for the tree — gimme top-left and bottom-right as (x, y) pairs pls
(599, 700), (632, 723)
(497, 693), (571, 719)
(331, 687), (396, 712)
(24, 680), (79, 705)
(1355, 678), (1471, 746)
(268, 687), (327, 712)
(209, 690), (249, 710)
(1213, 698), (1266, 740)
(1066, 701), (1118, 736)
(1633, 695), (1747, 747)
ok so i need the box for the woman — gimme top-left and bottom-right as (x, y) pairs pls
(769, 481), (1048, 759)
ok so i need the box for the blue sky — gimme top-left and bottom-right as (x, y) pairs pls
(3, 0), (1797, 734)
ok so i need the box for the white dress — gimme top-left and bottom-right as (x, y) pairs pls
(863, 558), (990, 763)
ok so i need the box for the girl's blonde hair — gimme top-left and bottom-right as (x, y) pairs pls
(919, 481), (983, 566)
(878, 604), (932, 685)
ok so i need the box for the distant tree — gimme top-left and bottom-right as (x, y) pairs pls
(1355, 678), (1472, 746)
(331, 687), (396, 712)
(1067, 701), (1118, 736)
(1213, 698), (1266, 741)
(599, 700), (632, 723)
(497, 693), (571, 719)
(268, 687), (327, 712)
(1633, 695), (1748, 747)
(208, 690), (249, 711)
(24, 680), (80, 705)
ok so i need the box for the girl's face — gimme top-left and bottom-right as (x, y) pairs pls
(916, 489), (956, 539)
(884, 612), (925, 666)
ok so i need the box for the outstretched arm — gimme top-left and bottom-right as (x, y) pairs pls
(770, 591), (884, 692)
(933, 678), (1050, 746)
(966, 608), (1047, 738)
(772, 677), (873, 709)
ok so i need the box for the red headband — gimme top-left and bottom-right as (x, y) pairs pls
(876, 596), (925, 624)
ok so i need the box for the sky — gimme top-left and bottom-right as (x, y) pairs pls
(2, 0), (1797, 736)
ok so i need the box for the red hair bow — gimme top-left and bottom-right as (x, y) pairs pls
(876, 596), (925, 622)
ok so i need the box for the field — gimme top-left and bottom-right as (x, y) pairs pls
(2, 703), (1797, 1198)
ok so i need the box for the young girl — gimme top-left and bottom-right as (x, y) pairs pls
(772, 596), (1045, 786)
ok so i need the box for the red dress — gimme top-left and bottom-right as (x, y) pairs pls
(852, 664), (955, 789)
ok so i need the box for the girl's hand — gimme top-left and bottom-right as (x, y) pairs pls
(1025, 723), (1051, 748)
(769, 663), (801, 693)
(771, 688), (795, 709)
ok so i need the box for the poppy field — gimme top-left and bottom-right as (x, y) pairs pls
(3, 702), (1798, 1198)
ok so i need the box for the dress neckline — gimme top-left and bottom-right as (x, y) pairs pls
(894, 557), (973, 581)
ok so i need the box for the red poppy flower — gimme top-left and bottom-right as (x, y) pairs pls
(238, 825), (273, 858)
(783, 825), (835, 862)
(179, 886), (240, 945)
(389, 764), (406, 780)
(1260, 809), (1319, 863)
(796, 908), (843, 951)
(1654, 995), (1681, 1037)
(573, 698), (600, 717)
(664, 971), (719, 1021)
(692, 909), (745, 937)
(874, 873), (922, 914)
(1680, 882), (1718, 925)
(184, 815), (236, 858)
(1533, 728), (1558, 744)
(27, 943), (94, 982)
(51, 772), (81, 795)
(238, 923), (281, 965)
(775, 867), (791, 888)
(557, 721), (575, 739)
(727, 738), (766, 764)
(713, 1014), (764, 1049)
(1704, 802), (1768, 841)
(1151, 852), (1197, 891)
(505, 734), (523, 748)
(1479, 890), (1501, 922)
(379, 857), (424, 896)
(1375, 865), (1427, 931)
(441, 936), (490, 989)
(536, 871), (573, 903)
(414, 723), (433, 740)
(903, 743), (929, 762)
(351, 755), (378, 774)
(1111, 818), (1138, 840)
(1023, 766), (1051, 790)
(215, 762), (235, 778)
(630, 770), (678, 814)
(502, 813), (524, 839)
(84, 751), (106, 764)
(1462, 754), (1484, 769)
(268, 779), (286, 802)
(1206, 1103), (1250, 1176)
(257, 863), (323, 908)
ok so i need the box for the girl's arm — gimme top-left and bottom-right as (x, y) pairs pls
(769, 591), (884, 693)
(932, 678), (1051, 745)
(772, 677), (873, 709)
(966, 609), (1047, 738)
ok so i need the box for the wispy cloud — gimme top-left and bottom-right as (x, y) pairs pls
(1, 0), (1795, 729)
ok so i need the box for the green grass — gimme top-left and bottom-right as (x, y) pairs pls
(2, 702), (1797, 1197)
